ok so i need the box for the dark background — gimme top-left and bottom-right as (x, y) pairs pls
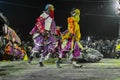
(0, 0), (119, 41)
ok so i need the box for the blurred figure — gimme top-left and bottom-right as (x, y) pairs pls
(29, 4), (56, 67)
(57, 8), (84, 68)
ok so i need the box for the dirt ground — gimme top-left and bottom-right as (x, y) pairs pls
(0, 59), (120, 80)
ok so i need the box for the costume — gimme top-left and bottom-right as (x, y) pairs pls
(5, 41), (13, 55)
(29, 4), (56, 67)
(58, 8), (83, 68)
(1, 16), (24, 60)
(4, 26), (25, 60)
(5, 26), (21, 44)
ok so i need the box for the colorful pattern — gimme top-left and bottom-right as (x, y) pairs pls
(61, 9), (83, 59)
(5, 42), (25, 59)
(30, 10), (56, 57)
(5, 26), (21, 44)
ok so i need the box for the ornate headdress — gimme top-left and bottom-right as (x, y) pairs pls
(45, 4), (55, 11)
(70, 8), (80, 16)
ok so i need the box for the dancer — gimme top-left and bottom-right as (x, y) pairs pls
(56, 8), (84, 68)
(54, 26), (62, 68)
(29, 4), (56, 67)
(4, 26), (25, 60)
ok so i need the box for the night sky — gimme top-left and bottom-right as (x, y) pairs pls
(0, 0), (119, 41)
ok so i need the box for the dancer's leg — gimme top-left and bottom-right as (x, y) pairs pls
(28, 50), (39, 64)
(71, 58), (82, 68)
(55, 54), (62, 68)
(39, 54), (45, 67)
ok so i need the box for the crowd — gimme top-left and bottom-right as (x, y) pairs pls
(81, 39), (118, 58)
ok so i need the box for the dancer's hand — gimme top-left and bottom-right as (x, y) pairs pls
(69, 33), (74, 37)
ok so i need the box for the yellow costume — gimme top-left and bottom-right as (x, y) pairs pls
(67, 9), (83, 50)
